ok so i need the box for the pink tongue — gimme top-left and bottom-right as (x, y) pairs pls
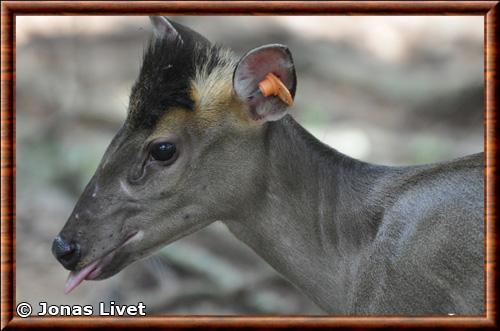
(64, 259), (100, 294)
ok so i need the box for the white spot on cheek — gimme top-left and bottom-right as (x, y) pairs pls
(120, 179), (133, 198)
(75, 213), (79, 220)
(92, 184), (99, 198)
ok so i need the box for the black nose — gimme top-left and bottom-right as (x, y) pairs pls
(51, 236), (81, 270)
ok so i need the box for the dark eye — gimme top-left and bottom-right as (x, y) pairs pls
(150, 142), (177, 162)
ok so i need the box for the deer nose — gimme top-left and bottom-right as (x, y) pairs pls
(51, 236), (81, 270)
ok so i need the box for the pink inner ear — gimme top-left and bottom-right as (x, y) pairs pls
(234, 48), (294, 99)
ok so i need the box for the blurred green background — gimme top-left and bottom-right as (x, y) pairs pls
(16, 16), (483, 315)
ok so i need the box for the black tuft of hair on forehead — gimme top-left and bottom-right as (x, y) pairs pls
(126, 20), (234, 131)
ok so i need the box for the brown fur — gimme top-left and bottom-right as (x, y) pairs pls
(152, 51), (257, 139)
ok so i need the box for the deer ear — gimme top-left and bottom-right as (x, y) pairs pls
(233, 44), (296, 122)
(149, 16), (182, 43)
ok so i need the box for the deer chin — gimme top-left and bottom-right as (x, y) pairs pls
(64, 231), (143, 294)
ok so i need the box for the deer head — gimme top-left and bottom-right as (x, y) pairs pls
(52, 16), (296, 293)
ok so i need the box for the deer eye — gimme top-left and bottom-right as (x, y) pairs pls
(150, 142), (176, 162)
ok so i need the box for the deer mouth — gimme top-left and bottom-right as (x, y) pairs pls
(64, 231), (143, 294)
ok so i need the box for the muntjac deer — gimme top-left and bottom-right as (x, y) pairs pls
(52, 17), (484, 315)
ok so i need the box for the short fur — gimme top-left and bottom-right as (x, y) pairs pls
(128, 20), (236, 131)
(54, 18), (484, 315)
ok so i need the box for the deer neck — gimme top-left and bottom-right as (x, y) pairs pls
(223, 115), (388, 313)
